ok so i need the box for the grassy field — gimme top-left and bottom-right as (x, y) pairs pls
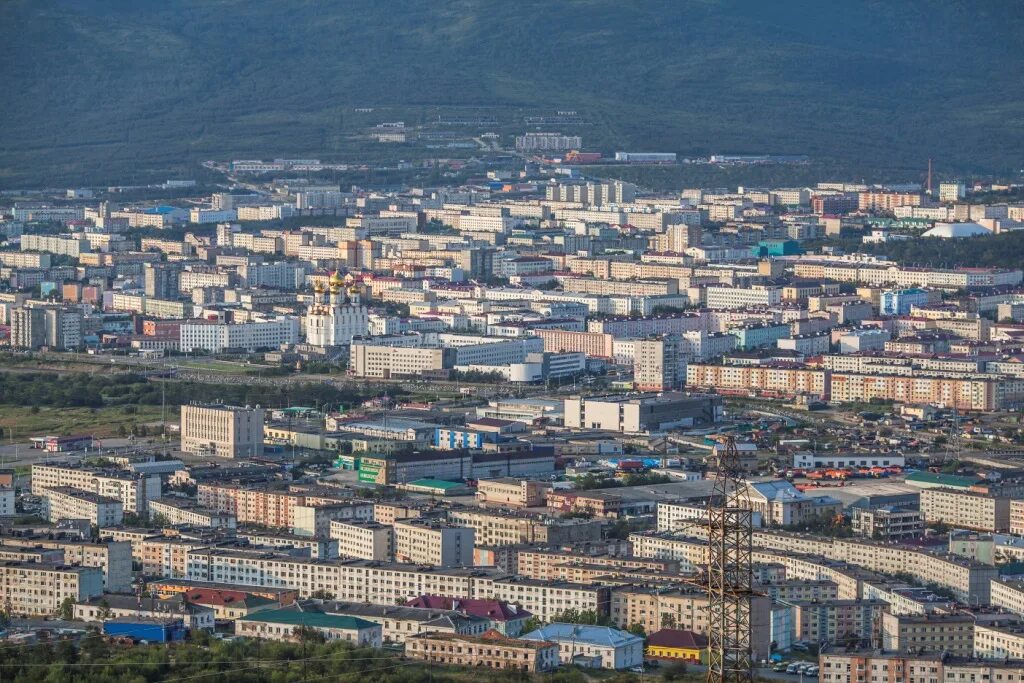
(0, 405), (167, 439)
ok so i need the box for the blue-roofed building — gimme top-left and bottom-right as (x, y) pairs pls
(520, 623), (644, 669)
(734, 480), (843, 527)
(103, 616), (187, 643)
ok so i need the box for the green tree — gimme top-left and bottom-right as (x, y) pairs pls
(627, 623), (646, 637)
(58, 596), (75, 620)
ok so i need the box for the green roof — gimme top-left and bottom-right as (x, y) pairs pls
(239, 608), (377, 631)
(904, 472), (981, 488)
(406, 479), (465, 490)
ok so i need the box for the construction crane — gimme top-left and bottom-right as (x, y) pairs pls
(706, 435), (754, 683)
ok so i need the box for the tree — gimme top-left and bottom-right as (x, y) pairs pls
(58, 596), (75, 620)
(661, 662), (689, 682)
(521, 616), (542, 634)
(309, 589), (336, 600)
(97, 599), (112, 620)
(627, 623), (646, 637)
(660, 613), (677, 630)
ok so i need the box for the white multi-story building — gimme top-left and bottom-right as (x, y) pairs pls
(179, 317), (299, 353)
(329, 520), (394, 561)
(394, 520), (474, 567)
(705, 285), (782, 309)
(40, 486), (123, 526)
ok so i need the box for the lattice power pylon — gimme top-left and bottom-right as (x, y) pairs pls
(706, 435), (754, 683)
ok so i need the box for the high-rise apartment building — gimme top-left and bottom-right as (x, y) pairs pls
(180, 403), (265, 458)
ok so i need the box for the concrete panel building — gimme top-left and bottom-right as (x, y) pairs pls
(180, 403), (265, 458)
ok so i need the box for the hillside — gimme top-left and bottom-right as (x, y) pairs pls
(1, 0), (1023, 187)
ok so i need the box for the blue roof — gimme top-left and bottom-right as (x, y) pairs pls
(521, 623), (642, 647)
(144, 205), (180, 214)
(748, 480), (805, 502)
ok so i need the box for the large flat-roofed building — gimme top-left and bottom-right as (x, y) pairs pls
(394, 520), (474, 567)
(475, 478), (551, 508)
(0, 562), (104, 616)
(1012, 500), (1024, 535)
(919, 488), (1012, 532)
(563, 393), (722, 433)
(148, 498), (237, 529)
(446, 509), (603, 546)
(30, 463), (161, 514)
(181, 403), (265, 458)
(407, 630), (560, 672)
(880, 612), (976, 656)
(851, 507), (923, 541)
(329, 520), (394, 561)
(40, 486), (123, 526)
(974, 623), (1024, 660)
(819, 651), (1024, 683)
(991, 580), (1024, 617)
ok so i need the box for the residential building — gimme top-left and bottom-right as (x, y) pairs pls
(40, 486), (123, 526)
(394, 519), (474, 567)
(148, 498), (237, 529)
(0, 562), (103, 616)
(851, 507), (923, 541)
(880, 612), (975, 656)
(919, 488), (1012, 532)
(407, 630), (560, 672)
(329, 520), (394, 561)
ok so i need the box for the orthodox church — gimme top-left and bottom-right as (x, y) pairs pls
(304, 271), (369, 348)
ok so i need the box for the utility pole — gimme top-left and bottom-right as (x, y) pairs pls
(706, 436), (754, 683)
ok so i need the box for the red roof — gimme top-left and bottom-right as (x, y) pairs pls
(405, 595), (530, 621)
(646, 629), (709, 650)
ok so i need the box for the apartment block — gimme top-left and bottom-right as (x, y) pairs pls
(1010, 500), (1024, 535)
(852, 507), (923, 541)
(40, 486), (123, 526)
(475, 478), (551, 508)
(991, 580), (1024, 617)
(329, 520), (394, 561)
(515, 549), (677, 581)
(148, 498), (237, 528)
(447, 508), (602, 547)
(790, 599), (886, 646)
(0, 562), (103, 616)
(685, 363), (830, 400)
(31, 463), (161, 515)
(820, 651), (1024, 683)
(394, 520), (474, 567)
(920, 488), (1012, 532)
(974, 623), (1024, 660)
(609, 585), (772, 661)
(880, 612), (975, 656)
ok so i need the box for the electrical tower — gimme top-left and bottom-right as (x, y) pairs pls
(706, 436), (754, 683)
